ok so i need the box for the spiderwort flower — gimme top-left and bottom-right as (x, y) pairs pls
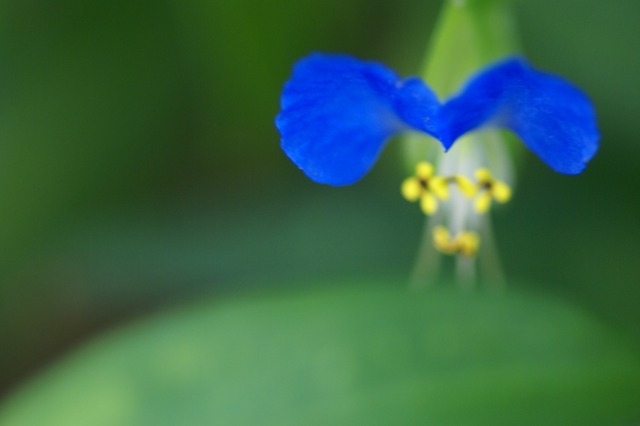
(276, 53), (598, 185)
(275, 53), (599, 283)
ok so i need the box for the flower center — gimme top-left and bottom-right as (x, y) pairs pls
(402, 162), (513, 256)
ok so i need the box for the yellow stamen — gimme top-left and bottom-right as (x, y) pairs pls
(402, 164), (511, 217)
(473, 168), (512, 213)
(492, 181), (512, 203)
(416, 162), (434, 179)
(420, 192), (438, 215)
(475, 168), (493, 182)
(401, 177), (422, 202)
(452, 175), (477, 197)
(474, 192), (492, 214)
(432, 226), (480, 257)
(457, 231), (480, 257)
(433, 226), (457, 254)
(430, 176), (450, 200)
(401, 162), (448, 216)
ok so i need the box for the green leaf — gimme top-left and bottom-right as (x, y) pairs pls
(1, 283), (639, 425)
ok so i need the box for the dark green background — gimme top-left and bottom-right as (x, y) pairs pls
(0, 0), (639, 402)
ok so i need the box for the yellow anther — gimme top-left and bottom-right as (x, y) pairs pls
(473, 168), (512, 213)
(430, 176), (450, 200)
(401, 162), (448, 216)
(420, 193), (438, 215)
(401, 178), (422, 202)
(492, 181), (512, 203)
(416, 162), (434, 179)
(457, 231), (480, 257)
(475, 168), (493, 182)
(451, 175), (477, 197)
(402, 164), (511, 216)
(433, 226), (457, 254)
(474, 192), (492, 214)
(432, 226), (480, 257)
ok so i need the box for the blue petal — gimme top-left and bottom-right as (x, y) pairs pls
(438, 57), (599, 174)
(276, 53), (439, 185)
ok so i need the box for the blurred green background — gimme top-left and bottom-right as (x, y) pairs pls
(0, 0), (640, 422)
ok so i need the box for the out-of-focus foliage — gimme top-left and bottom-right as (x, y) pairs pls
(0, 0), (639, 422)
(0, 0), (441, 394)
(2, 283), (640, 425)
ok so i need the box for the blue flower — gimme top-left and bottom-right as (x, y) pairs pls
(276, 53), (599, 185)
